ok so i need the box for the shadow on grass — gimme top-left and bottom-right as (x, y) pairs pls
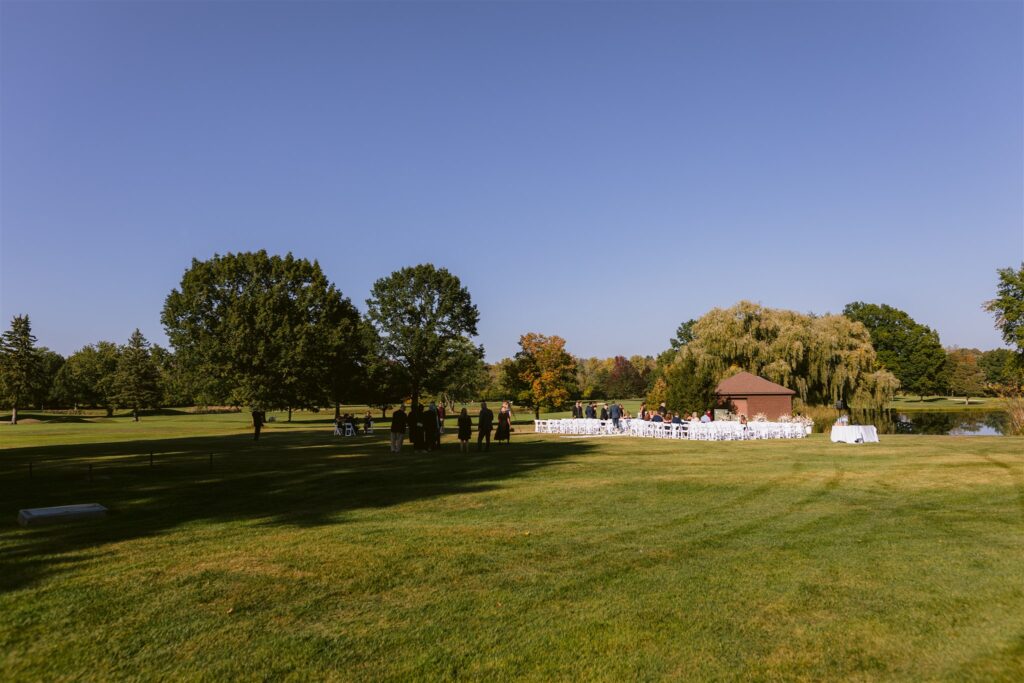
(0, 429), (592, 594)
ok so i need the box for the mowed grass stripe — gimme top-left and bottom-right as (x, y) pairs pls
(1, 413), (1022, 680)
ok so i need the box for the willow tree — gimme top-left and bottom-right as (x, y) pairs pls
(665, 301), (898, 410)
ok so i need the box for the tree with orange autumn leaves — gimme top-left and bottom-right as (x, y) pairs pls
(505, 333), (578, 419)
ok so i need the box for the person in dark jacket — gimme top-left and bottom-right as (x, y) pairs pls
(424, 403), (439, 452)
(599, 403), (609, 420)
(609, 401), (622, 431)
(410, 404), (425, 452)
(252, 409), (265, 441)
(585, 403), (596, 419)
(495, 402), (512, 445)
(457, 407), (472, 452)
(389, 405), (407, 453)
(477, 401), (494, 451)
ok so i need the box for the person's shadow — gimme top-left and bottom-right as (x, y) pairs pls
(0, 428), (593, 594)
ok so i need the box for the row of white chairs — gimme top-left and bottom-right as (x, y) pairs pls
(534, 418), (808, 441)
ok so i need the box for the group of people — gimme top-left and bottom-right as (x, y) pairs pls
(388, 401), (514, 453)
(571, 400), (717, 428)
(572, 400), (627, 429)
(333, 412), (373, 436)
(635, 402), (717, 425)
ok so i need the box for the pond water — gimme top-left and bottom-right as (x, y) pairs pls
(848, 410), (1010, 436)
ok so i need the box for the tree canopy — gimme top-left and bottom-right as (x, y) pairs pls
(508, 333), (578, 418)
(365, 264), (480, 408)
(661, 301), (898, 411)
(162, 251), (355, 411)
(985, 263), (1024, 358)
(0, 315), (41, 424)
(946, 348), (986, 405)
(110, 330), (162, 420)
(843, 302), (948, 399)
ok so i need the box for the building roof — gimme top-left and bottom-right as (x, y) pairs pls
(715, 371), (796, 396)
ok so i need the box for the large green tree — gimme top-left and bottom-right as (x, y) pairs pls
(0, 315), (41, 424)
(978, 348), (1023, 390)
(110, 330), (162, 421)
(33, 348), (66, 409)
(669, 319), (697, 350)
(162, 251), (357, 416)
(436, 337), (488, 412)
(843, 302), (947, 400)
(53, 342), (121, 414)
(985, 263), (1024, 358)
(365, 264), (480, 409)
(662, 353), (718, 415)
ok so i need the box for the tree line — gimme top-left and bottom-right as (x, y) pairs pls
(2, 257), (1022, 422)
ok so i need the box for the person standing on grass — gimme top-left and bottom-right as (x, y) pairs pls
(495, 401), (512, 445)
(252, 408), (265, 441)
(609, 400), (622, 431)
(457, 407), (472, 453)
(600, 403), (609, 420)
(424, 402), (439, 452)
(477, 401), (494, 451)
(389, 405), (407, 453)
(409, 404), (424, 452)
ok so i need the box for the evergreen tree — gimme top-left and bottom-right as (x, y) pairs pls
(111, 330), (162, 421)
(0, 315), (41, 424)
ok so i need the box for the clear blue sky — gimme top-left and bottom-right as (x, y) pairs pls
(2, 1), (1022, 360)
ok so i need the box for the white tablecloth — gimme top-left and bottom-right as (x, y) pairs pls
(830, 425), (879, 443)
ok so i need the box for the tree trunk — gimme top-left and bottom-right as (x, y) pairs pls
(534, 406), (540, 419)
(380, 407), (388, 418)
(105, 406), (113, 417)
(133, 408), (139, 422)
(287, 407), (293, 422)
(964, 396), (970, 406)
(10, 405), (17, 425)
(334, 402), (341, 421)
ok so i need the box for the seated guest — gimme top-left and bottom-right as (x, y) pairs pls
(700, 411), (711, 423)
(651, 413), (663, 423)
(671, 412), (682, 424)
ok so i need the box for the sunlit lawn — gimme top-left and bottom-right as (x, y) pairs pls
(2, 412), (1022, 680)
(889, 395), (1003, 411)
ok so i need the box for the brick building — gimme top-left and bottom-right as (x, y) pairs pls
(715, 371), (796, 419)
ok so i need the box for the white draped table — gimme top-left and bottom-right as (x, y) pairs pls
(830, 425), (879, 443)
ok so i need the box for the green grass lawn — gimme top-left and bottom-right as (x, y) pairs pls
(2, 412), (1023, 680)
(889, 395), (1003, 411)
